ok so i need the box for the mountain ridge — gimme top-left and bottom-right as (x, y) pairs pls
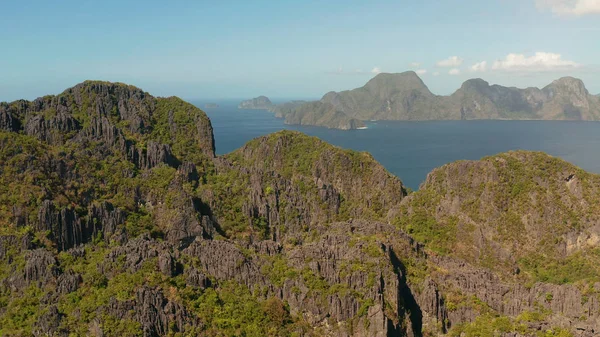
(272, 72), (600, 129)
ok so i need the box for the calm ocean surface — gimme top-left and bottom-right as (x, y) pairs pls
(193, 100), (600, 190)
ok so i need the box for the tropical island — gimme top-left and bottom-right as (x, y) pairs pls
(238, 95), (273, 110)
(0, 80), (598, 336)
(269, 71), (600, 130)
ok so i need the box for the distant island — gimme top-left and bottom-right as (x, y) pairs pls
(270, 101), (365, 130)
(269, 71), (600, 130)
(204, 103), (219, 108)
(238, 95), (273, 109)
(237, 96), (367, 129)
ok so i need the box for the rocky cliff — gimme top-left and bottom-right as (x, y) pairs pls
(277, 72), (600, 129)
(0, 81), (598, 337)
(390, 151), (600, 336)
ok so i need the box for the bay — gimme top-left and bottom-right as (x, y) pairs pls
(193, 99), (600, 190)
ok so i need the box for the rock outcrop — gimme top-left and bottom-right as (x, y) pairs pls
(238, 96), (273, 110)
(36, 200), (126, 251)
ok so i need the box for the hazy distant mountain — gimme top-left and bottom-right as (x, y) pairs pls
(268, 100), (364, 129)
(268, 100), (306, 117)
(277, 72), (600, 129)
(238, 96), (273, 109)
(321, 71), (453, 120)
(454, 76), (600, 120)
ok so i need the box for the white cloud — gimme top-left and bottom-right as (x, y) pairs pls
(433, 72), (440, 76)
(415, 69), (427, 75)
(536, 0), (600, 16)
(409, 62), (421, 67)
(436, 56), (464, 67)
(470, 61), (488, 72)
(449, 68), (461, 75)
(328, 67), (383, 75)
(491, 52), (580, 72)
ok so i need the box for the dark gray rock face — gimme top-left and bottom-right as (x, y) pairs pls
(1, 80), (215, 162)
(176, 161), (199, 183)
(56, 271), (82, 295)
(184, 266), (212, 289)
(183, 239), (265, 286)
(135, 287), (193, 337)
(221, 131), (405, 243)
(103, 287), (197, 337)
(144, 141), (177, 169)
(421, 256), (600, 336)
(24, 113), (80, 145)
(36, 200), (126, 251)
(0, 233), (33, 259)
(2, 81), (153, 136)
(0, 107), (18, 131)
(78, 116), (128, 150)
(180, 220), (423, 337)
(149, 186), (217, 244)
(65, 81), (154, 135)
(106, 235), (178, 277)
(195, 113), (216, 158)
(24, 249), (59, 285)
(78, 117), (179, 170)
(33, 305), (66, 337)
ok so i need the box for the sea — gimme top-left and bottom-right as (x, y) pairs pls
(192, 99), (600, 190)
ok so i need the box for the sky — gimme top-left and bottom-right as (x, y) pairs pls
(1, 0), (599, 101)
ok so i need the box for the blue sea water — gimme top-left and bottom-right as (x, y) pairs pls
(193, 100), (600, 190)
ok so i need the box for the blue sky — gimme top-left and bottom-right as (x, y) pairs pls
(1, 0), (599, 101)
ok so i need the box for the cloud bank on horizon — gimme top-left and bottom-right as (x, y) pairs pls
(491, 52), (580, 72)
(347, 51), (582, 78)
(536, 0), (600, 16)
(436, 56), (464, 68)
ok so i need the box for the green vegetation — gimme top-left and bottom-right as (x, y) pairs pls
(0, 285), (44, 336)
(519, 248), (600, 284)
(179, 282), (297, 336)
(225, 130), (403, 224)
(448, 312), (573, 337)
(151, 97), (213, 164)
(261, 255), (298, 287)
(392, 193), (457, 255)
(395, 150), (600, 286)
